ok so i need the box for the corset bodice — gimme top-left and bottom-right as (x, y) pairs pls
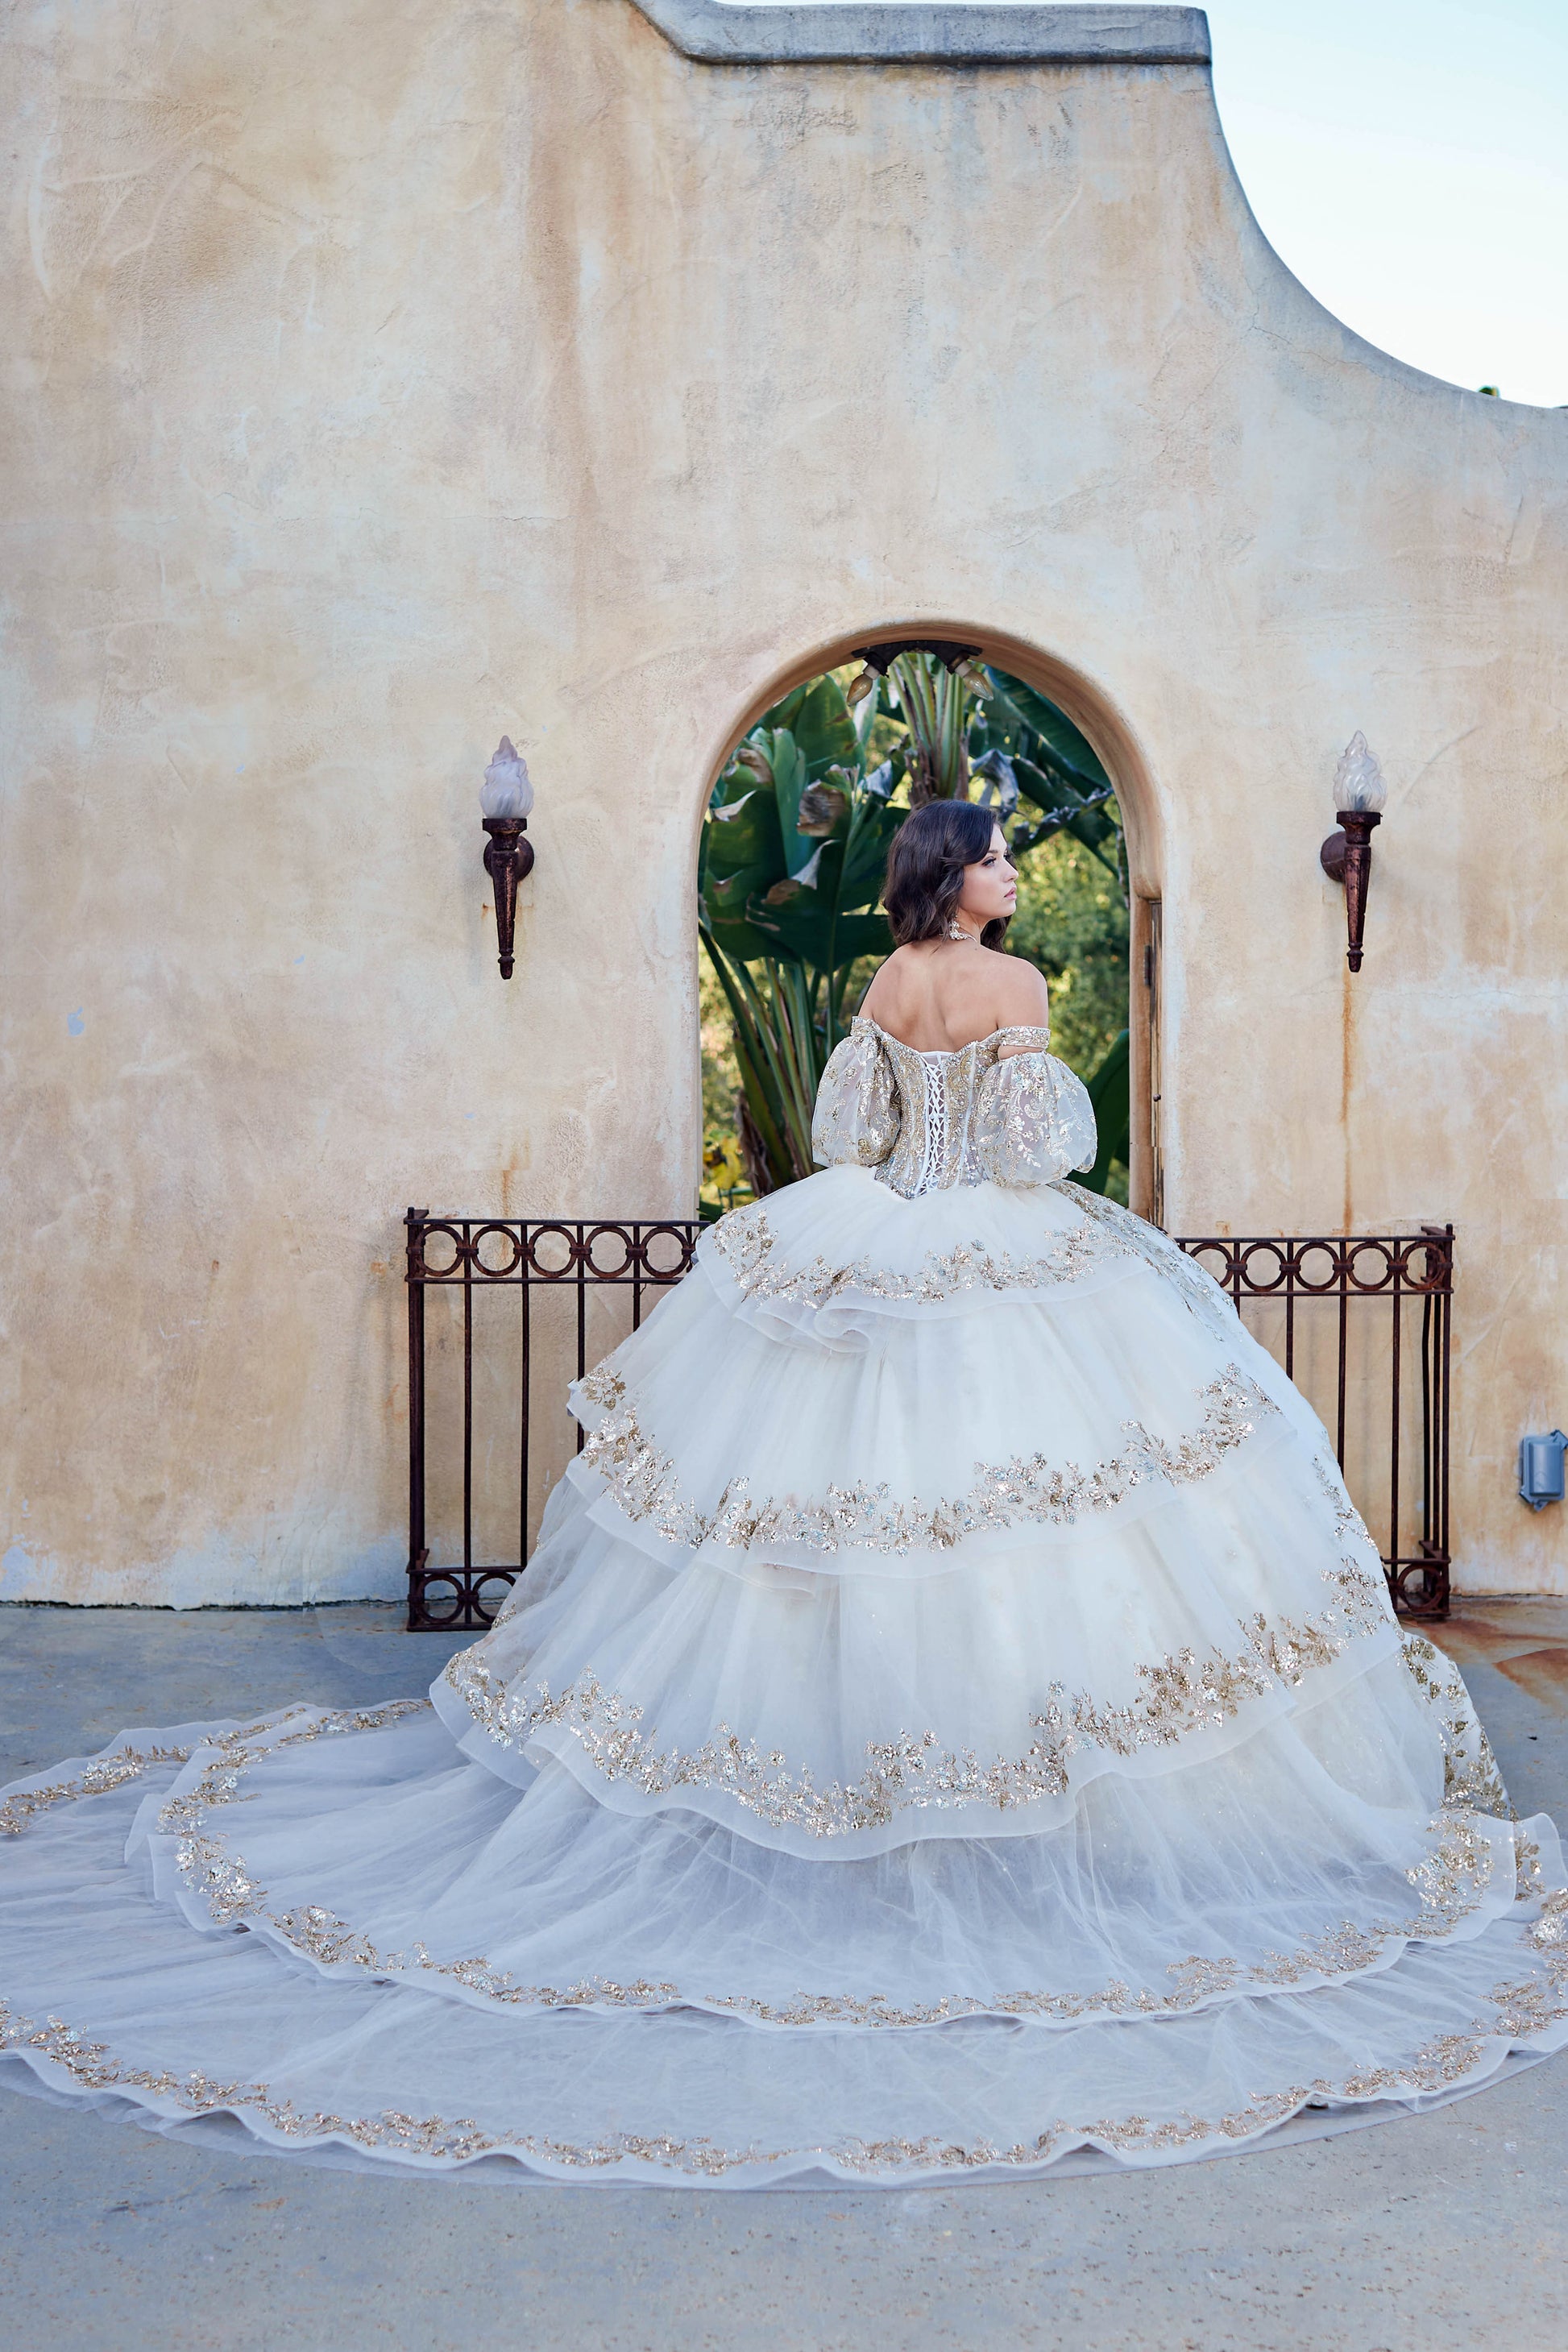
(874, 1023), (1052, 1199)
(809, 1015), (1097, 1195)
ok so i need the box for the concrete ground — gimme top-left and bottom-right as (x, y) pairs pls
(1, 1596), (1565, 2352)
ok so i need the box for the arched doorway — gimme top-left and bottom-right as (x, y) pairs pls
(695, 629), (1164, 1224)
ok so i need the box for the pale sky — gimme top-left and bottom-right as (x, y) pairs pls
(732, 0), (1568, 407)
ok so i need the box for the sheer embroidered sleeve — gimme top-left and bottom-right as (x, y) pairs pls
(811, 1018), (901, 1170)
(972, 1031), (1098, 1188)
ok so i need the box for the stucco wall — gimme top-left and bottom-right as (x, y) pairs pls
(3, 0), (1565, 1602)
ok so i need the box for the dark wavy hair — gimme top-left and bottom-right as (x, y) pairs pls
(883, 799), (1010, 949)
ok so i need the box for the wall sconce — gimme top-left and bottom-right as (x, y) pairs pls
(479, 737), (534, 980)
(1520, 1430), (1568, 1512)
(1319, 732), (1388, 973)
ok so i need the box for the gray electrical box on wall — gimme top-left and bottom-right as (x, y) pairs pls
(1519, 1431), (1568, 1511)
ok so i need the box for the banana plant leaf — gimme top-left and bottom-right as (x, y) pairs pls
(836, 801), (905, 911)
(982, 673), (1112, 790)
(746, 891), (894, 974)
(703, 866), (781, 964)
(762, 732), (819, 879)
(706, 787), (785, 877)
(761, 682), (810, 734)
(788, 675), (861, 781)
(1074, 1028), (1130, 1196)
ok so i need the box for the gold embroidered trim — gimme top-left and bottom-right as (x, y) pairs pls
(574, 1364), (1279, 1558)
(6, 1702), (1562, 2167)
(707, 1201), (1129, 1310)
(153, 1702), (433, 1925)
(1400, 1632), (1516, 1815)
(446, 1558), (1392, 1841)
(4, 1703), (1517, 2034)
(0, 1745), (196, 1837)
(141, 1700), (1510, 2028)
(1533, 1889), (1568, 1948)
(1063, 1186), (1241, 1337)
(6, 1939), (1567, 2176)
(0, 1707), (310, 1839)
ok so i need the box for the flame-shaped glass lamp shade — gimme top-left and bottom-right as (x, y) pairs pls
(480, 736), (534, 820)
(1333, 732), (1387, 815)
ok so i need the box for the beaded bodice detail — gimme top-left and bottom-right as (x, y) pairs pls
(878, 1025), (1046, 1198)
(811, 1016), (1098, 1199)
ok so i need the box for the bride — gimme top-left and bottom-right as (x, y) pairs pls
(2, 799), (1565, 2184)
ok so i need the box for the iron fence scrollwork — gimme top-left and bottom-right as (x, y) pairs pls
(403, 1209), (1452, 1630)
(404, 1213), (699, 1631)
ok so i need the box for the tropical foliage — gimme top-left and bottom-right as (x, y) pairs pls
(699, 655), (1131, 1208)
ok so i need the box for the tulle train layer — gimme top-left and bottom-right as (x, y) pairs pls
(2, 1709), (1566, 2184)
(2, 1168), (1566, 2182)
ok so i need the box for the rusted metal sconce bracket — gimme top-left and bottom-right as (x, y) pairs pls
(1320, 809), (1381, 972)
(1320, 733), (1387, 974)
(482, 819), (534, 981)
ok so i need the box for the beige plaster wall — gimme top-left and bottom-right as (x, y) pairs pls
(2, 0), (1565, 1602)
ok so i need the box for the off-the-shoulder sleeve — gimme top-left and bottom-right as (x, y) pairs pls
(972, 1041), (1097, 1187)
(811, 1020), (901, 1169)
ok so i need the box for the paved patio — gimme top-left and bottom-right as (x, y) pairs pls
(1, 1596), (1565, 2351)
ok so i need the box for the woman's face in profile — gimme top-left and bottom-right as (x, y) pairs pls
(958, 824), (1018, 926)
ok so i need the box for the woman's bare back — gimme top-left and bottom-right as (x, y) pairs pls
(860, 940), (1050, 1055)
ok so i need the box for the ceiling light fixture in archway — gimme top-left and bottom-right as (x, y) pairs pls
(846, 637), (985, 706)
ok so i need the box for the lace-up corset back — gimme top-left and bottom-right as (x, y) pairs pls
(810, 1015), (1099, 1195)
(878, 1027), (1042, 1198)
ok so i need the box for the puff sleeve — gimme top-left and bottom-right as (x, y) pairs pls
(971, 1043), (1097, 1188)
(811, 1018), (901, 1170)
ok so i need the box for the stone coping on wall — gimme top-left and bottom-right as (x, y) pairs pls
(628, 1), (1212, 66)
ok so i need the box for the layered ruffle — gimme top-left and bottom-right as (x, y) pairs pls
(133, 1649), (1545, 2029)
(2, 1168), (1564, 2184)
(0, 1710), (1564, 2184)
(696, 1166), (1233, 1346)
(434, 1453), (1404, 1856)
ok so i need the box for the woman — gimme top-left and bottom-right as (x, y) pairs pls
(2, 802), (1565, 2184)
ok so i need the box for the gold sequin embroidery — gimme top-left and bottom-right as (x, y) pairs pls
(446, 1565), (1392, 1842)
(1064, 1185), (1243, 1338)
(155, 1701), (433, 1923)
(574, 1365), (1279, 1557)
(1532, 1889), (1568, 1948)
(707, 1201), (1130, 1310)
(7, 1704), (1523, 2035)
(6, 1936), (1567, 2176)
(0, 1745), (195, 1837)
(866, 1025), (1097, 1199)
(0, 1707), (311, 1839)
(147, 1705), (1518, 2026)
(1400, 1630), (1518, 1827)
(810, 1023), (901, 1171)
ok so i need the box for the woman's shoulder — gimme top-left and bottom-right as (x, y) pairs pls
(857, 947), (925, 1023)
(986, 951), (1052, 1025)
(860, 944), (1049, 1040)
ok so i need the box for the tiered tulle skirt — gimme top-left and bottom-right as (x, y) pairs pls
(2, 1170), (1566, 2182)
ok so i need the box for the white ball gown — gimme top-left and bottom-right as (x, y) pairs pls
(3, 1016), (1566, 2184)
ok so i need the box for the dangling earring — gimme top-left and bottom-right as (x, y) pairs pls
(945, 920), (971, 944)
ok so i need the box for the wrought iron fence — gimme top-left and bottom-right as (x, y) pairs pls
(403, 1209), (1452, 1630)
(1177, 1228), (1452, 1619)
